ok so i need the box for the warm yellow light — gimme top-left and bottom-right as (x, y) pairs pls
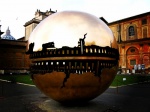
(29, 11), (117, 51)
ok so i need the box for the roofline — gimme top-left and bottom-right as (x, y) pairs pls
(118, 37), (150, 44)
(24, 19), (41, 27)
(17, 36), (25, 40)
(0, 39), (27, 48)
(99, 17), (108, 24)
(108, 11), (150, 25)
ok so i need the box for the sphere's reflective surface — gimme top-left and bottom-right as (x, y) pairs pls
(29, 11), (117, 51)
(28, 11), (119, 103)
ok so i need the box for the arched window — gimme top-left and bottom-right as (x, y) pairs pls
(127, 25), (137, 40)
(129, 26), (135, 36)
(127, 47), (139, 55)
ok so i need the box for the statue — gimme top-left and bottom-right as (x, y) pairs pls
(26, 43), (34, 54)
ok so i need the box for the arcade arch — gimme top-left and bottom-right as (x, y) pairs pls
(126, 47), (139, 70)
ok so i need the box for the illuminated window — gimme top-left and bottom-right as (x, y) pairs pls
(76, 50), (78, 54)
(90, 48), (93, 53)
(71, 50), (74, 54)
(67, 50), (69, 54)
(86, 48), (88, 53)
(62, 50), (64, 54)
(98, 49), (100, 53)
(94, 48), (97, 53)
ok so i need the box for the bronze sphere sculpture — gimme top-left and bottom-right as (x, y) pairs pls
(27, 11), (119, 103)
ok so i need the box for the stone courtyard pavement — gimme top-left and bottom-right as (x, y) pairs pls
(0, 80), (150, 112)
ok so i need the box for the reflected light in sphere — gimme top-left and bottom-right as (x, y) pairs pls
(29, 11), (117, 51)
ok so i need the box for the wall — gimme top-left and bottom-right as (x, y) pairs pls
(109, 12), (150, 73)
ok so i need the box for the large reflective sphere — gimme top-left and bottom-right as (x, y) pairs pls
(28, 11), (119, 103)
(29, 11), (117, 51)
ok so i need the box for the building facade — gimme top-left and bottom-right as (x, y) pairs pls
(0, 28), (30, 74)
(24, 9), (57, 41)
(109, 12), (150, 74)
(0, 9), (57, 74)
(1, 9), (149, 74)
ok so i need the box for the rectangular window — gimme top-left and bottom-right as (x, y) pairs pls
(90, 48), (93, 53)
(67, 50), (69, 54)
(142, 19), (147, 25)
(76, 50), (78, 54)
(62, 50), (64, 54)
(71, 50), (74, 54)
(86, 48), (88, 53)
(130, 59), (136, 65)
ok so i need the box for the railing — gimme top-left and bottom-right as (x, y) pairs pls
(30, 46), (119, 60)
